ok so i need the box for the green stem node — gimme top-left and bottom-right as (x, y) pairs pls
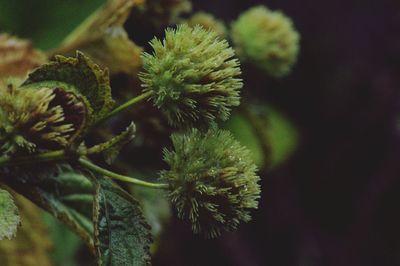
(98, 91), (153, 124)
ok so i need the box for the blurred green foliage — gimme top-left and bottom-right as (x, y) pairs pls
(225, 105), (299, 169)
(264, 106), (298, 168)
(43, 213), (82, 266)
(224, 113), (264, 167)
(0, 0), (105, 50)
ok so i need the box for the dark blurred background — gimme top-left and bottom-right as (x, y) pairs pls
(2, 0), (400, 265)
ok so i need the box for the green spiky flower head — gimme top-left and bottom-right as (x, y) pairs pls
(0, 80), (86, 155)
(140, 24), (242, 128)
(185, 12), (227, 38)
(231, 5), (300, 78)
(161, 128), (261, 238)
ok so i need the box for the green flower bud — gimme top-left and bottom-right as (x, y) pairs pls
(161, 128), (260, 238)
(231, 5), (300, 78)
(0, 80), (86, 155)
(185, 12), (227, 38)
(140, 24), (242, 127)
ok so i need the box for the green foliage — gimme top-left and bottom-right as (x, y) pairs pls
(93, 175), (152, 266)
(43, 213), (82, 266)
(1, 164), (95, 248)
(0, 81), (81, 155)
(231, 5), (300, 78)
(223, 113), (265, 167)
(140, 24), (242, 127)
(161, 128), (261, 238)
(226, 105), (300, 170)
(0, 189), (20, 240)
(0, 0), (104, 50)
(264, 105), (299, 168)
(22, 51), (115, 125)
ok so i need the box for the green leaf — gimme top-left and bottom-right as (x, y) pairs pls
(22, 51), (115, 124)
(43, 212), (82, 266)
(0, 189), (20, 240)
(93, 175), (152, 266)
(223, 112), (265, 167)
(265, 106), (299, 168)
(55, 0), (143, 75)
(224, 104), (299, 169)
(1, 164), (95, 250)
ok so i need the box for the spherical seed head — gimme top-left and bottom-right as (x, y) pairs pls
(231, 5), (300, 78)
(161, 128), (261, 238)
(0, 81), (86, 155)
(140, 24), (243, 128)
(185, 12), (227, 38)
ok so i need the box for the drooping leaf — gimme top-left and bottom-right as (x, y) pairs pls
(0, 33), (47, 78)
(42, 212), (83, 266)
(0, 188), (20, 240)
(0, 193), (52, 266)
(264, 105), (299, 168)
(55, 0), (144, 75)
(89, 122), (136, 164)
(93, 175), (152, 266)
(21, 51), (115, 124)
(1, 164), (95, 251)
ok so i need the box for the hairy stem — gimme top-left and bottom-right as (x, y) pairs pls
(0, 150), (168, 190)
(0, 150), (66, 167)
(78, 158), (168, 189)
(97, 91), (153, 125)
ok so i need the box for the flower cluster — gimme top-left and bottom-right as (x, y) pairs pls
(0, 80), (85, 155)
(161, 128), (261, 238)
(231, 5), (300, 77)
(140, 24), (242, 127)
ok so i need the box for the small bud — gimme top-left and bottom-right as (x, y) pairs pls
(140, 24), (242, 127)
(0, 81), (86, 155)
(161, 128), (261, 238)
(231, 5), (300, 78)
(185, 12), (227, 38)
(135, 0), (192, 28)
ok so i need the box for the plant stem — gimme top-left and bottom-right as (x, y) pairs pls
(0, 150), (66, 167)
(98, 91), (153, 124)
(0, 150), (168, 190)
(78, 158), (168, 189)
